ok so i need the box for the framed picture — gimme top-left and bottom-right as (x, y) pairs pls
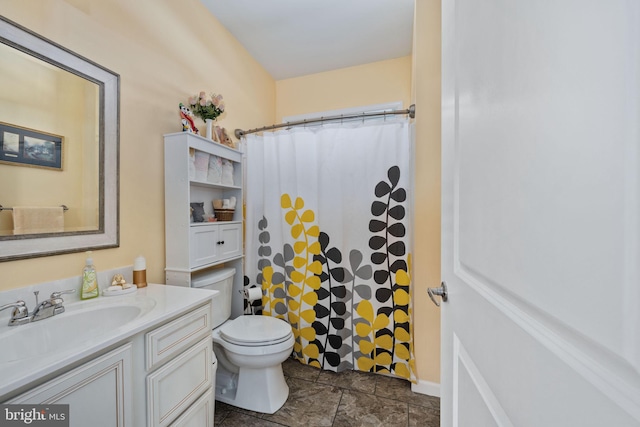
(0, 122), (63, 170)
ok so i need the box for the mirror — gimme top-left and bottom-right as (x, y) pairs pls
(0, 16), (119, 261)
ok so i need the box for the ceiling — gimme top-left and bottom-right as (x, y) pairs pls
(200, 0), (415, 80)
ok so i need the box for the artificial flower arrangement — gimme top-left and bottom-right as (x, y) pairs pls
(188, 91), (225, 122)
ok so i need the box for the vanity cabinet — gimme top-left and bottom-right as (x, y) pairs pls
(7, 300), (214, 427)
(169, 389), (215, 427)
(145, 304), (214, 427)
(8, 344), (133, 426)
(164, 132), (244, 317)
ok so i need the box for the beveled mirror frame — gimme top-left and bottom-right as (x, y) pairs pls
(0, 16), (119, 261)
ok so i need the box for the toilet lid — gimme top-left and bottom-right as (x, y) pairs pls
(220, 316), (292, 344)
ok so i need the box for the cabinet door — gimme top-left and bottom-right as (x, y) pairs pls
(9, 344), (132, 427)
(169, 389), (214, 427)
(146, 304), (212, 371)
(189, 225), (219, 268)
(146, 338), (212, 427)
(218, 223), (241, 260)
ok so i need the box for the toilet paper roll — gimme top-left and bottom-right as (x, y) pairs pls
(243, 287), (263, 302)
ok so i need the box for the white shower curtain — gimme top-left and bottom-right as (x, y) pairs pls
(245, 120), (415, 382)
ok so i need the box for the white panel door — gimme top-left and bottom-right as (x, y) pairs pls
(441, 1), (640, 426)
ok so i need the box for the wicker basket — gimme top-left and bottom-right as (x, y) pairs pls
(214, 209), (235, 221)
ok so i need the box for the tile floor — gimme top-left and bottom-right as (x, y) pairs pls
(214, 358), (440, 426)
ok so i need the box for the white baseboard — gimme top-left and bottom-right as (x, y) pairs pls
(411, 379), (441, 397)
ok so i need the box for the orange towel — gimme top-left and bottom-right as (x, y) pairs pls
(13, 206), (64, 235)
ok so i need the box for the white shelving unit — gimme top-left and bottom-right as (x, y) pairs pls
(164, 132), (244, 317)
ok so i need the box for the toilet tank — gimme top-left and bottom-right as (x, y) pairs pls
(191, 267), (235, 329)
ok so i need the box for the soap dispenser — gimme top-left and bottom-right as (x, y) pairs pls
(81, 251), (99, 299)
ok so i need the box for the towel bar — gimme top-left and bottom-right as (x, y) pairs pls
(0, 205), (68, 212)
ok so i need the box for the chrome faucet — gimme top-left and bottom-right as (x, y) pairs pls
(0, 289), (76, 326)
(30, 289), (76, 322)
(0, 300), (30, 326)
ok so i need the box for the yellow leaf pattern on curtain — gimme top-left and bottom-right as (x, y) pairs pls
(253, 166), (416, 382)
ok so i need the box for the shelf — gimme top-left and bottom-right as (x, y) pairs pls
(189, 180), (241, 190)
(165, 131), (245, 317)
(189, 221), (241, 227)
(164, 132), (243, 157)
(189, 255), (244, 273)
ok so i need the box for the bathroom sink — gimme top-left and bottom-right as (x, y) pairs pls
(0, 303), (151, 363)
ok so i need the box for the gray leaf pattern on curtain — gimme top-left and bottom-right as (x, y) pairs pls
(245, 165), (415, 381)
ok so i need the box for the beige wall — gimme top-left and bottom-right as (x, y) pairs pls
(412, 0), (442, 384)
(0, 0), (275, 289)
(276, 56), (412, 122)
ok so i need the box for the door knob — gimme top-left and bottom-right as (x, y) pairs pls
(427, 281), (448, 307)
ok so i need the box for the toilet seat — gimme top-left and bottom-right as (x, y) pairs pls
(223, 333), (292, 347)
(212, 316), (294, 356)
(220, 315), (292, 345)
(212, 328), (295, 356)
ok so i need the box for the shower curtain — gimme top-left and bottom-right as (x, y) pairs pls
(244, 120), (415, 382)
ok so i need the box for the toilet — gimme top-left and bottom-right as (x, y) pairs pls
(191, 268), (294, 414)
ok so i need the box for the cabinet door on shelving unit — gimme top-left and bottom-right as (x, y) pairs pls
(189, 225), (219, 268)
(218, 223), (242, 260)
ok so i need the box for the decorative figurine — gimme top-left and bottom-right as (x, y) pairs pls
(179, 103), (199, 134)
(215, 126), (234, 148)
(220, 127), (235, 148)
(110, 273), (133, 289)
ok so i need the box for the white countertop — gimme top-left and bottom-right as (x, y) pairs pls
(0, 284), (216, 400)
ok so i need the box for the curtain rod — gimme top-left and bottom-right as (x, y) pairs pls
(235, 104), (415, 139)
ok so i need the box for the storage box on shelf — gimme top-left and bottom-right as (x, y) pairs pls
(164, 132), (244, 317)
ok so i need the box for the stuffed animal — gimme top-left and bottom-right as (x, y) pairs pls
(221, 128), (235, 148)
(179, 103), (199, 134)
(215, 126), (234, 148)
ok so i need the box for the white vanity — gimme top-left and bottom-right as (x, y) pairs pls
(0, 283), (217, 427)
